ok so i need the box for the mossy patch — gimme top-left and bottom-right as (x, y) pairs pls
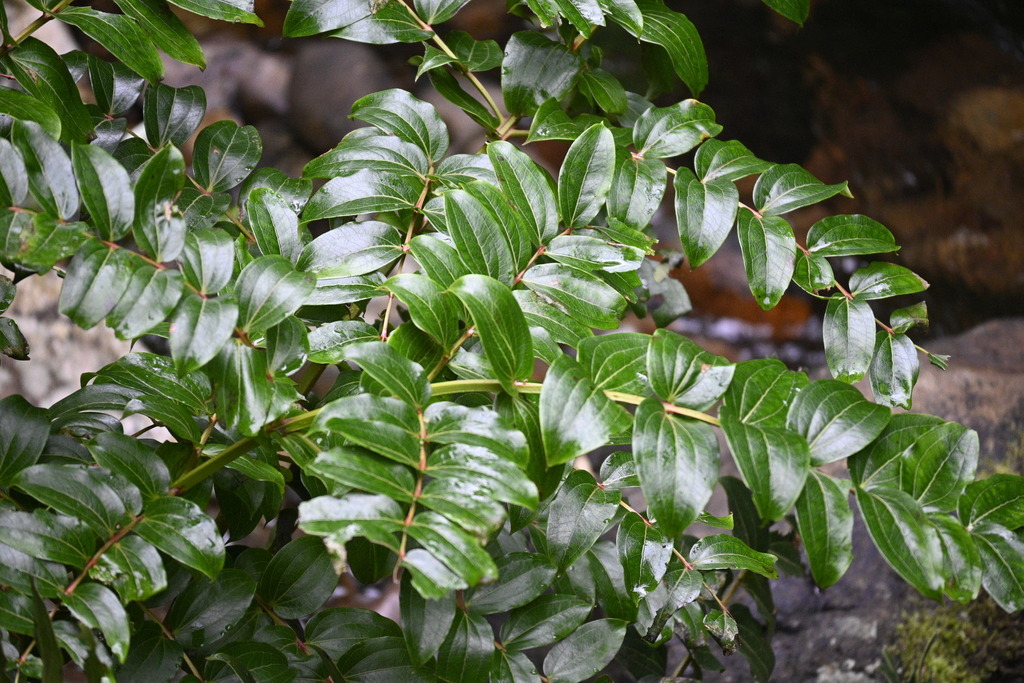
(887, 596), (1024, 682)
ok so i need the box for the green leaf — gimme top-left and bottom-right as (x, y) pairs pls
(632, 399), (718, 538)
(435, 610), (494, 683)
(0, 137), (29, 207)
(577, 332), (649, 394)
(133, 145), (186, 262)
(62, 583), (130, 663)
(407, 511), (498, 585)
(107, 266), (184, 340)
(208, 642), (293, 683)
(314, 394), (420, 466)
(87, 55), (145, 117)
(0, 509), (95, 569)
(426, 401), (529, 466)
(688, 534), (778, 579)
(521, 263), (626, 330)
(306, 133), (429, 180)
(428, 67), (501, 131)
(58, 241), (134, 329)
(501, 32), (583, 116)
(310, 447), (413, 501)
(501, 593), (592, 652)
(633, 100), (720, 158)
(0, 590), (35, 636)
(794, 471), (853, 588)
(675, 167), (738, 268)
(869, 331), (919, 409)
(607, 151), (667, 231)
(257, 536), (337, 619)
(890, 301), (929, 334)
(450, 274), (533, 394)
(169, 293), (238, 375)
(753, 163), (851, 216)
(541, 355), (632, 466)
(647, 328), (734, 409)
(634, 1), (707, 95)
(720, 403), (809, 522)
(928, 513), (982, 603)
(0, 395), (49, 486)
(88, 432), (170, 499)
(485, 141), (558, 245)
(123, 394), (202, 442)
(283, 0), (372, 35)
(58, 8), (164, 83)
(91, 351), (211, 413)
(547, 469), (622, 571)
(330, 0), (433, 43)
(468, 552), (557, 615)
(193, 120), (262, 193)
(786, 379), (890, 466)
(117, 623), (184, 683)
(1, 213), (89, 270)
(737, 207), (796, 310)
(558, 123), (616, 229)
(490, 650), (537, 683)
(542, 619), (627, 683)
(164, 569), (256, 649)
(854, 486), (942, 599)
(114, 0), (205, 68)
(29, 583), (62, 681)
(211, 341), (298, 436)
(13, 463), (139, 535)
(167, 0), (261, 26)
(306, 320), (379, 364)
(762, 0), (809, 24)
(91, 535), (167, 602)
(806, 214), (897, 257)
(180, 228), (235, 295)
(0, 317), (28, 360)
(347, 340), (430, 408)
(400, 575), (455, 666)
(11, 119), (80, 220)
(617, 512), (671, 602)
(580, 68), (627, 114)
(959, 474), (1024, 530)
(302, 169), (422, 220)
(0, 88), (61, 139)
(236, 255), (314, 333)
(695, 139), (770, 182)
(297, 220), (402, 278)
(0, 543), (67, 599)
(793, 250), (833, 294)
(971, 521), (1024, 612)
(849, 262), (928, 301)
(2, 38), (91, 143)
(71, 143), (134, 241)
(387, 273), (460, 348)
(247, 188), (306, 264)
(135, 497), (225, 579)
(441, 188), (516, 283)
(142, 83), (206, 148)
(823, 295), (874, 383)
(351, 88), (448, 161)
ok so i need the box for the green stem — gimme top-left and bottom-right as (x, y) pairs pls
(171, 436), (259, 493)
(0, 0), (77, 56)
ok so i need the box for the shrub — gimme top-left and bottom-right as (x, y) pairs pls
(0, 0), (1021, 680)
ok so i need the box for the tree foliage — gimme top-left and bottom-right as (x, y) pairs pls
(0, 0), (1020, 680)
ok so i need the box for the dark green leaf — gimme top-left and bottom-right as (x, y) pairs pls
(11, 119), (79, 220)
(236, 255), (314, 333)
(577, 332), (649, 394)
(633, 100), (719, 158)
(695, 139), (770, 182)
(580, 68), (627, 114)
(117, 623), (184, 683)
(207, 642), (293, 683)
(71, 143), (134, 241)
(675, 168), (738, 268)
(58, 241), (134, 329)
(331, 0), (433, 43)
(347, 340), (430, 407)
(106, 267), (184, 340)
(167, 0), (261, 26)
(387, 273), (460, 348)
(450, 274), (533, 394)
(407, 511), (498, 585)
(0, 509), (94, 569)
(489, 650), (537, 683)
(971, 521), (1024, 612)
(501, 593), (592, 652)
(135, 496), (225, 579)
(501, 32), (583, 116)
(754, 163), (850, 216)
(869, 331), (919, 409)
(400, 575), (455, 666)
(737, 208), (796, 310)
(890, 301), (929, 334)
(468, 552), (557, 614)
(541, 355), (632, 466)
(794, 471), (853, 588)
(58, 8), (164, 83)
(647, 328), (734, 410)
(211, 340), (299, 436)
(247, 188), (306, 264)
(793, 249), (834, 293)
(929, 513), (982, 603)
(181, 228), (235, 295)
(849, 262), (928, 301)
(0, 395), (49, 486)
(257, 536), (337, 619)
(91, 535), (167, 601)
(542, 619), (626, 683)
(133, 145), (186, 262)
(633, 399), (718, 537)
(114, 0), (205, 68)
(854, 485), (942, 599)
(547, 469), (622, 571)
(0, 87), (61, 139)
(442, 188), (516, 283)
(3, 38), (91, 142)
(302, 169), (422, 220)
(305, 133), (428, 179)
(193, 120), (262, 193)
(0, 317), (28, 360)
(352, 88), (448, 160)
(617, 512), (671, 602)
(763, 0), (809, 24)
(13, 463), (139, 534)
(634, 1), (706, 95)
(306, 320), (379, 364)
(689, 534), (778, 578)
(0, 138), (29, 207)
(806, 214), (897, 257)
(62, 582), (130, 663)
(428, 67), (501, 130)
(297, 220), (402, 278)
(164, 569), (256, 649)
(607, 151), (667, 231)
(488, 140), (558, 244)
(786, 379), (890, 465)
(142, 84), (205, 148)
(521, 263), (626, 329)
(169, 294), (238, 374)
(88, 432), (170, 499)
(313, 394), (420, 466)
(434, 610), (493, 683)
(823, 295), (874, 383)
(283, 0), (371, 35)
(959, 474), (1024, 530)
(558, 123), (615, 229)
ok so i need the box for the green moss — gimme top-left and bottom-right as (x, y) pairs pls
(888, 596), (1024, 682)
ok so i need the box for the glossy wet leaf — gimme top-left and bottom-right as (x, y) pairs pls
(62, 583), (130, 663)
(258, 536), (337, 619)
(786, 379), (890, 466)
(849, 262), (928, 301)
(58, 8), (164, 83)
(0, 88), (61, 139)
(753, 163), (850, 216)
(0, 395), (50, 486)
(737, 208), (796, 310)
(168, 0), (261, 25)
(520, 263), (626, 330)
(11, 119), (80, 220)
(501, 593), (592, 652)
(13, 463), (139, 535)
(689, 535), (778, 578)
(0, 509), (95, 569)
(647, 328), (734, 410)
(806, 214), (897, 257)
(502, 32), (582, 116)
(633, 100), (719, 158)
(869, 331), (919, 409)
(142, 83), (206, 148)
(634, 1), (707, 95)
(314, 394), (421, 466)
(236, 255), (315, 333)
(542, 618), (627, 683)
(794, 471), (853, 588)
(88, 432), (170, 499)
(468, 552), (557, 615)
(558, 123), (615, 229)
(959, 474), (1024, 531)
(547, 469), (622, 571)
(114, 0), (205, 68)
(3, 38), (91, 143)
(135, 497), (225, 579)
(180, 228), (235, 295)
(617, 512), (671, 602)
(675, 167), (738, 268)
(169, 294), (238, 375)
(823, 295), (874, 383)
(352, 88), (449, 161)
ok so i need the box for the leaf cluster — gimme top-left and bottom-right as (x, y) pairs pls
(0, 0), (1020, 681)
